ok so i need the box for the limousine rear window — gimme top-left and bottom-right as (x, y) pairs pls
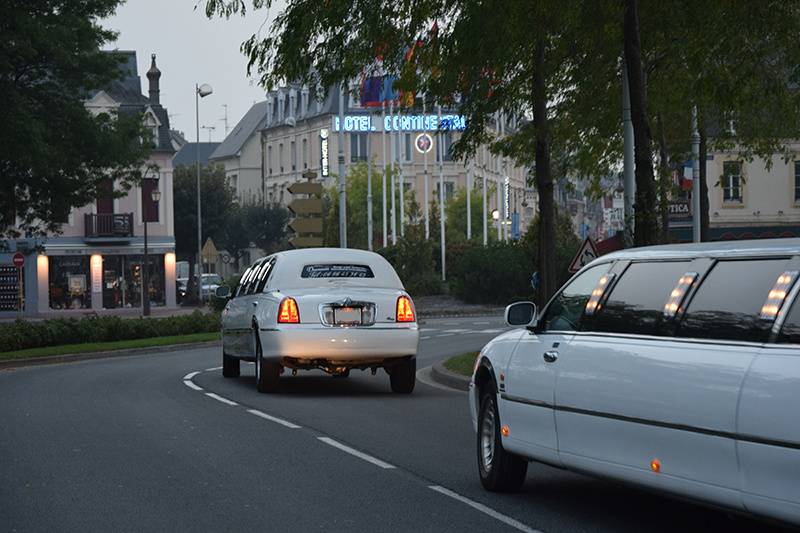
(678, 259), (788, 343)
(300, 264), (375, 278)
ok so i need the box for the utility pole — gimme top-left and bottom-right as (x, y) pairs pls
(220, 104), (229, 136)
(467, 160), (472, 240)
(482, 146), (488, 246)
(622, 62), (635, 237)
(692, 106), (700, 243)
(338, 84), (347, 248)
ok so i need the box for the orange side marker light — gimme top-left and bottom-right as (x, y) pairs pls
(650, 458), (661, 473)
(501, 425), (510, 438)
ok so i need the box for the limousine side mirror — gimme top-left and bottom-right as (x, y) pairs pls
(215, 285), (231, 299)
(505, 301), (538, 328)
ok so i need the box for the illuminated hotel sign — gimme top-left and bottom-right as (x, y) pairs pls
(319, 129), (330, 177)
(332, 114), (466, 132)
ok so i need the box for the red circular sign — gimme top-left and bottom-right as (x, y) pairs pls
(12, 252), (24, 268)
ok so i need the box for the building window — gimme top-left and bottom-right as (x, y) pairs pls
(436, 181), (455, 201)
(405, 133), (412, 162)
(267, 145), (273, 175)
(279, 143), (284, 173)
(49, 256), (91, 309)
(794, 161), (800, 202)
(230, 174), (238, 196)
(291, 140), (297, 171)
(100, 255), (165, 309)
(722, 161), (742, 203)
(350, 133), (368, 162)
(141, 178), (159, 223)
(302, 138), (308, 169)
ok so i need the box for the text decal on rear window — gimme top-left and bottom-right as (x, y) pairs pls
(301, 264), (375, 279)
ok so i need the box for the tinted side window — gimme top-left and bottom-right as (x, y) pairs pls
(591, 261), (691, 336)
(542, 263), (611, 332)
(255, 258), (276, 293)
(777, 296), (800, 344)
(244, 261), (266, 295)
(234, 267), (253, 298)
(678, 259), (787, 342)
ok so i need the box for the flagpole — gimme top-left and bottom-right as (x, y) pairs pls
(389, 99), (397, 245)
(367, 109), (373, 251)
(381, 100), (387, 248)
(483, 145), (488, 246)
(437, 103), (445, 281)
(467, 159), (472, 240)
(423, 94), (429, 240)
(398, 106), (405, 238)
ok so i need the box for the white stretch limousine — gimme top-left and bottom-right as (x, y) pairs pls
(217, 248), (419, 393)
(470, 239), (800, 526)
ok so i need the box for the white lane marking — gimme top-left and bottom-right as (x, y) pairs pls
(428, 485), (542, 533)
(183, 371), (201, 380)
(436, 333), (454, 338)
(419, 328), (438, 333)
(473, 321), (491, 325)
(247, 409), (301, 429)
(317, 437), (396, 469)
(205, 392), (238, 406)
(476, 328), (503, 334)
(183, 380), (204, 391)
(442, 329), (469, 333)
(205, 366), (223, 372)
(420, 336), (431, 340)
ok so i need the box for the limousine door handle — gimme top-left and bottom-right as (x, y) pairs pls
(543, 351), (558, 363)
(252, 301), (259, 307)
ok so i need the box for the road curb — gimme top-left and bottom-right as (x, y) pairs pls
(430, 362), (471, 391)
(0, 340), (221, 370)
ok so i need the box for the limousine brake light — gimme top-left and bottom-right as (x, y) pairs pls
(760, 270), (799, 320)
(278, 297), (300, 324)
(663, 272), (699, 317)
(396, 296), (415, 323)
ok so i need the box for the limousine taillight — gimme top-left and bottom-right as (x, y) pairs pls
(396, 296), (415, 322)
(278, 297), (300, 324)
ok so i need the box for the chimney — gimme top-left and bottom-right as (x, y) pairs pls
(146, 54), (161, 105)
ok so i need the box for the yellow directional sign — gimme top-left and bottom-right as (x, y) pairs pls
(288, 181), (323, 195)
(201, 237), (219, 261)
(288, 198), (323, 216)
(289, 217), (323, 234)
(290, 236), (324, 248)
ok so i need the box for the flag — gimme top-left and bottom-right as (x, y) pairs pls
(360, 76), (384, 107)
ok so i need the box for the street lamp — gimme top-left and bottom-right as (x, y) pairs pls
(492, 208), (500, 220)
(143, 184), (161, 317)
(195, 83), (213, 304)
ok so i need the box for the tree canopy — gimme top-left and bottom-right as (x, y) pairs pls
(1, 0), (152, 239)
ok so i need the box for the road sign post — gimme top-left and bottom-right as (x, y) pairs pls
(288, 171), (324, 248)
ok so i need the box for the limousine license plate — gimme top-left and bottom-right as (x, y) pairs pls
(334, 307), (362, 325)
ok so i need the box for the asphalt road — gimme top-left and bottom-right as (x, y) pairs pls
(0, 315), (795, 532)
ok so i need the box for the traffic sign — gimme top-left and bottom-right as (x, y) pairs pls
(287, 182), (324, 195)
(12, 252), (24, 268)
(289, 236), (324, 248)
(288, 198), (323, 216)
(568, 237), (598, 273)
(289, 218), (323, 234)
(201, 238), (219, 262)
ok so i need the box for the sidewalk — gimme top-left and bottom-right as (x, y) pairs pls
(414, 295), (504, 318)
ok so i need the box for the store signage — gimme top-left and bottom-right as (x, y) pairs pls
(503, 176), (510, 220)
(332, 114), (467, 132)
(319, 129), (330, 177)
(415, 133), (433, 154)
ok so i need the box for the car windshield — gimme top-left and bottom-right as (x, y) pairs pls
(202, 275), (222, 285)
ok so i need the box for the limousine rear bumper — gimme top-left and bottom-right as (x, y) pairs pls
(258, 324), (419, 361)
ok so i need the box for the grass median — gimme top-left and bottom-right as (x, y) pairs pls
(443, 351), (479, 376)
(0, 332), (221, 361)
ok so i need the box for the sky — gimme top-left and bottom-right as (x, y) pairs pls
(104, 0), (283, 142)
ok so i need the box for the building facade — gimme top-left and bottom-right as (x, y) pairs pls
(0, 52), (177, 318)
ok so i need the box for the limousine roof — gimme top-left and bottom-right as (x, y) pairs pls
(266, 248), (404, 289)
(591, 238), (800, 266)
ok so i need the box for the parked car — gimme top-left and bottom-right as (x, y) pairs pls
(217, 248), (419, 393)
(200, 273), (222, 297)
(471, 239), (800, 526)
(176, 277), (188, 302)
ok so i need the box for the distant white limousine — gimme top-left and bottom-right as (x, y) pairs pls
(471, 239), (800, 526)
(217, 248), (419, 393)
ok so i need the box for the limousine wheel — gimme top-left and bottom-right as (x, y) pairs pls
(222, 352), (240, 378)
(478, 392), (527, 492)
(389, 358), (416, 394)
(254, 334), (280, 393)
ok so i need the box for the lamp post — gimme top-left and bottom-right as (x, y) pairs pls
(143, 184), (161, 317)
(195, 83), (213, 304)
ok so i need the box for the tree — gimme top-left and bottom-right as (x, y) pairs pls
(444, 186), (495, 245)
(1, 0), (151, 239)
(173, 164), (235, 301)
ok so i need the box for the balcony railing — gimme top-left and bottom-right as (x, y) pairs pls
(84, 213), (134, 238)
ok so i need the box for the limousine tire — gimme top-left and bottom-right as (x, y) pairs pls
(222, 352), (240, 378)
(389, 357), (416, 394)
(478, 392), (527, 492)
(254, 334), (280, 393)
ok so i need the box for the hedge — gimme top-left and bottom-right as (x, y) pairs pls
(0, 311), (220, 353)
